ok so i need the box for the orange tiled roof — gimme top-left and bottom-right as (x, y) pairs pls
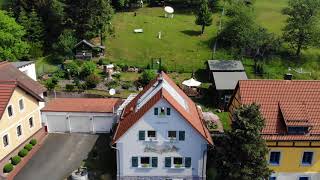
(112, 72), (213, 145)
(41, 98), (122, 113)
(0, 81), (44, 119)
(236, 80), (320, 141)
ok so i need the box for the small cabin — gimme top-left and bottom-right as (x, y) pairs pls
(73, 40), (105, 60)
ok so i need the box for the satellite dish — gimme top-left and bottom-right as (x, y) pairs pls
(109, 89), (116, 96)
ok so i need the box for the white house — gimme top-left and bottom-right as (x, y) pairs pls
(41, 98), (122, 133)
(112, 72), (213, 180)
(11, 61), (37, 81)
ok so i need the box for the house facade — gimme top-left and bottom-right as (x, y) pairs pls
(113, 72), (213, 180)
(228, 80), (320, 180)
(0, 81), (44, 170)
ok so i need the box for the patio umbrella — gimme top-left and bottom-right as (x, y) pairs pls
(164, 6), (174, 14)
(182, 78), (201, 87)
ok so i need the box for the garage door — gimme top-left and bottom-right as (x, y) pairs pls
(47, 115), (69, 133)
(70, 116), (92, 133)
(93, 116), (114, 133)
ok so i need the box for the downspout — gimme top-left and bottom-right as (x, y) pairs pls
(110, 143), (121, 180)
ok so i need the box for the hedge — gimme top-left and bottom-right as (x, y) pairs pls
(11, 156), (21, 165)
(30, 139), (37, 146)
(24, 144), (33, 151)
(3, 163), (13, 173)
(18, 149), (29, 157)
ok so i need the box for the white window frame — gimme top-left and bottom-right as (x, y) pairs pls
(167, 131), (177, 140)
(18, 98), (25, 112)
(2, 134), (9, 148)
(146, 130), (157, 141)
(16, 124), (23, 138)
(7, 104), (14, 118)
(301, 151), (314, 166)
(29, 116), (35, 129)
(269, 151), (281, 166)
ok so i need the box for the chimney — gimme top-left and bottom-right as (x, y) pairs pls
(284, 73), (293, 80)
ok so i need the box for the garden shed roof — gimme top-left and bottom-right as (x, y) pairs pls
(213, 71), (247, 90)
(208, 60), (245, 72)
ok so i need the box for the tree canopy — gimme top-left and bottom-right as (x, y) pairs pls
(195, 0), (213, 34)
(0, 10), (29, 61)
(214, 104), (272, 180)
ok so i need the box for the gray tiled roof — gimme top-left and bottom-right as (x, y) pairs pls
(213, 71), (248, 90)
(208, 60), (245, 71)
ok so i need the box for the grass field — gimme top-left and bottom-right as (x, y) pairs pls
(106, 7), (219, 72)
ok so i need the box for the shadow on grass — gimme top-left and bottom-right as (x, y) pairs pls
(181, 30), (201, 36)
(83, 134), (116, 180)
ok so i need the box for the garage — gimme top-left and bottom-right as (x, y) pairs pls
(41, 98), (121, 133)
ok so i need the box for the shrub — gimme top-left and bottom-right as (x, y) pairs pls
(113, 73), (121, 79)
(3, 163), (13, 173)
(18, 149), (29, 157)
(81, 61), (97, 77)
(77, 83), (87, 91)
(121, 82), (131, 89)
(45, 78), (58, 91)
(85, 74), (101, 88)
(11, 156), (21, 165)
(65, 61), (80, 78)
(30, 139), (37, 146)
(65, 84), (75, 92)
(139, 69), (157, 86)
(24, 144), (33, 151)
(98, 58), (109, 65)
(159, 65), (168, 73)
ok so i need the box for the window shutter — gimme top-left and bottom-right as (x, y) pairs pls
(185, 157), (191, 168)
(139, 131), (145, 140)
(132, 157), (138, 167)
(165, 157), (171, 167)
(154, 108), (158, 115)
(166, 108), (171, 115)
(179, 131), (185, 141)
(152, 157), (158, 167)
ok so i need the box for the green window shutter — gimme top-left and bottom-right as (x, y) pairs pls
(165, 157), (171, 167)
(154, 108), (158, 115)
(132, 157), (138, 167)
(152, 157), (158, 167)
(185, 157), (191, 168)
(139, 131), (145, 140)
(166, 108), (171, 115)
(179, 131), (185, 141)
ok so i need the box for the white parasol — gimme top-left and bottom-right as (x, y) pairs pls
(182, 78), (201, 87)
(164, 6), (174, 14)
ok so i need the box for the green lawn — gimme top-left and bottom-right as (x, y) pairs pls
(35, 56), (59, 76)
(106, 7), (218, 72)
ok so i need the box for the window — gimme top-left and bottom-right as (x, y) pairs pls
(288, 126), (309, 135)
(165, 157), (171, 167)
(19, 99), (24, 111)
(173, 157), (183, 166)
(302, 152), (313, 165)
(140, 157), (150, 165)
(269, 151), (281, 165)
(165, 157), (191, 168)
(185, 157), (191, 168)
(138, 131), (145, 141)
(7, 105), (13, 117)
(166, 108), (171, 115)
(147, 131), (156, 140)
(3, 135), (9, 147)
(17, 125), (22, 137)
(168, 131), (177, 139)
(299, 177), (310, 180)
(154, 108), (158, 115)
(269, 177), (276, 180)
(179, 131), (185, 141)
(132, 157), (138, 167)
(29, 117), (34, 128)
(160, 107), (166, 115)
(151, 157), (158, 167)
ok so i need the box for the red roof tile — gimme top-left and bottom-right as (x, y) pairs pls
(112, 72), (213, 145)
(234, 80), (320, 141)
(41, 98), (122, 113)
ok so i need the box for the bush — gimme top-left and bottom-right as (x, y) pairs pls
(77, 83), (87, 91)
(98, 58), (109, 65)
(65, 84), (75, 92)
(45, 78), (58, 91)
(121, 82), (131, 89)
(65, 61), (80, 78)
(24, 144), (33, 151)
(113, 73), (121, 79)
(11, 156), (21, 165)
(159, 65), (168, 73)
(18, 149), (29, 157)
(85, 74), (101, 88)
(3, 163), (13, 173)
(81, 61), (97, 77)
(30, 139), (37, 146)
(139, 69), (157, 86)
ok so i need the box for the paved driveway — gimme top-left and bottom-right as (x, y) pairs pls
(15, 133), (99, 180)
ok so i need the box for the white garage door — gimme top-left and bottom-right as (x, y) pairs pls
(70, 116), (92, 133)
(47, 115), (69, 133)
(93, 116), (114, 133)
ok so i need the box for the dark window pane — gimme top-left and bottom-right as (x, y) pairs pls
(152, 157), (158, 167)
(288, 127), (308, 134)
(132, 157), (138, 167)
(8, 106), (13, 117)
(165, 157), (171, 167)
(3, 135), (8, 147)
(141, 157), (150, 164)
(166, 108), (171, 115)
(139, 131), (145, 140)
(179, 131), (185, 141)
(19, 99), (24, 110)
(147, 131), (156, 137)
(269, 177), (276, 180)
(185, 157), (191, 168)
(299, 177), (309, 180)
(154, 108), (158, 115)
(302, 152), (313, 165)
(173, 157), (183, 165)
(269, 152), (280, 164)
(17, 126), (22, 136)
(168, 131), (176, 138)
(29, 117), (34, 128)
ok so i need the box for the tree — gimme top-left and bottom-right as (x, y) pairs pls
(45, 78), (58, 91)
(81, 61), (97, 78)
(53, 29), (78, 58)
(282, 0), (320, 56)
(0, 10), (30, 61)
(139, 70), (157, 86)
(195, 0), (212, 34)
(214, 104), (272, 180)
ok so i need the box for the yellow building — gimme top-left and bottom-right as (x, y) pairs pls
(0, 81), (45, 172)
(229, 80), (320, 180)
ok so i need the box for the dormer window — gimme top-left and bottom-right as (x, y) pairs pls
(287, 126), (309, 135)
(154, 107), (171, 116)
(160, 107), (165, 115)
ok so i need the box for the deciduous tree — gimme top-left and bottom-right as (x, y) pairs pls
(195, 0), (212, 34)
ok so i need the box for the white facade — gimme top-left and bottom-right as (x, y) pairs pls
(270, 172), (320, 180)
(116, 99), (208, 180)
(42, 111), (116, 133)
(17, 63), (37, 81)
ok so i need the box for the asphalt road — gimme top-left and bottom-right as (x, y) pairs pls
(15, 133), (99, 180)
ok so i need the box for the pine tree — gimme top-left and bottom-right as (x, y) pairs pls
(214, 104), (272, 180)
(28, 8), (44, 43)
(195, 0), (212, 34)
